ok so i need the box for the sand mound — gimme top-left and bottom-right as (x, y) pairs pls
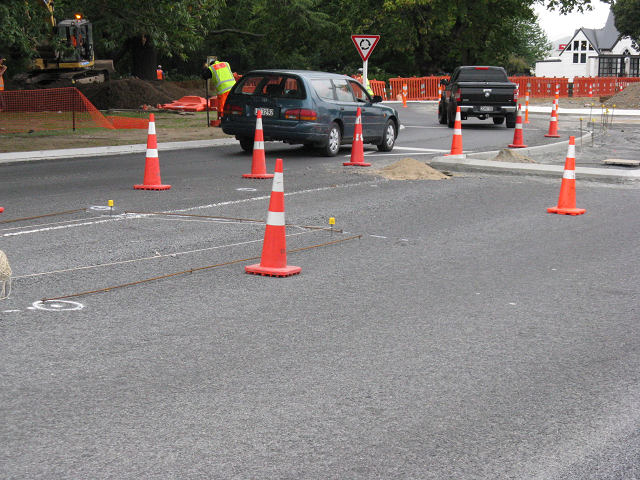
(380, 158), (449, 180)
(603, 82), (640, 109)
(493, 148), (537, 163)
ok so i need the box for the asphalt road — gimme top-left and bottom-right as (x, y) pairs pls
(1, 104), (639, 479)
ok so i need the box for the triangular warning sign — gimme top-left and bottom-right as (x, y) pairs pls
(351, 35), (380, 62)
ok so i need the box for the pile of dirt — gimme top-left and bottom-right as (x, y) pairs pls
(380, 158), (449, 180)
(603, 82), (640, 109)
(492, 148), (537, 163)
(77, 78), (206, 110)
(6, 77), (207, 110)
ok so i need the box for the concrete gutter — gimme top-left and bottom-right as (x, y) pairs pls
(429, 155), (640, 182)
(0, 138), (238, 164)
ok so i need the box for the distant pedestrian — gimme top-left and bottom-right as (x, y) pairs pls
(201, 60), (236, 117)
(0, 55), (6, 110)
(156, 65), (164, 80)
(0, 55), (6, 91)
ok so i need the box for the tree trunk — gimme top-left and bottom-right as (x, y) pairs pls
(130, 35), (158, 80)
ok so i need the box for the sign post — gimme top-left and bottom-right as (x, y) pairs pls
(351, 35), (380, 90)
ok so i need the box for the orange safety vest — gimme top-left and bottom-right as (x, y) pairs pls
(157, 69), (163, 80)
(0, 76), (4, 91)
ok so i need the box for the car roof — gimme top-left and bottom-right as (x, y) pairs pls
(241, 70), (352, 79)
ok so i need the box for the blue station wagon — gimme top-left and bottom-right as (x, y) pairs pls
(221, 70), (400, 157)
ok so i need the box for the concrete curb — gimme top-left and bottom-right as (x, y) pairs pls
(0, 138), (238, 164)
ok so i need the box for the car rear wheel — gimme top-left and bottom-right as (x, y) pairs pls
(320, 122), (341, 157)
(447, 106), (456, 128)
(239, 136), (254, 153)
(493, 117), (505, 125)
(506, 112), (517, 128)
(377, 120), (396, 152)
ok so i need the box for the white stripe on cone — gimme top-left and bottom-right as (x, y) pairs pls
(272, 172), (284, 192)
(266, 211), (286, 226)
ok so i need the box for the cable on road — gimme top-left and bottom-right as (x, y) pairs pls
(39, 235), (362, 302)
(125, 211), (342, 232)
(0, 209), (87, 224)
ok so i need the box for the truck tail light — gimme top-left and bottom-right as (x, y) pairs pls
(284, 108), (317, 121)
(475, 67), (490, 70)
(455, 90), (461, 102)
(224, 103), (242, 116)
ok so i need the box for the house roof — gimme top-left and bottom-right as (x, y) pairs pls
(560, 9), (621, 56)
(582, 10), (619, 52)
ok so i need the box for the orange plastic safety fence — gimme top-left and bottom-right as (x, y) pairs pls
(572, 77), (640, 97)
(389, 77), (449, 101)
(0, 87), (149, 133)
(369, 80), (387, 100)
(105, 116), (149, 129)
(509, 77), (569, 98)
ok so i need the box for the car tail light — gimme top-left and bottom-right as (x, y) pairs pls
(284, 108), (317, 121)
(224, 103), (243, 115)
(455, 89), (461, 102)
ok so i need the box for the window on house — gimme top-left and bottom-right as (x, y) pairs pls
(581, 53), (587, 63)
(574, 40), (579, 50)
(565, 43), (571, 51)
(581, 41), (587, 50)
(589, 44), (594, 50)
(573, 53), (579, 63)
(630, 58), (639, 76)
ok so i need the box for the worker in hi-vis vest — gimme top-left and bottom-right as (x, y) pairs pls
(201, 60), (235, 117)
(156, 65), (164, 80)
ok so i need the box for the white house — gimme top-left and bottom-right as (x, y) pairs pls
(535, 9), (640, 80)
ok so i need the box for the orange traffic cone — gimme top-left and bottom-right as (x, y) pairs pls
(445, 107), (463, 156)
(524, 90), (530, 123)
(508, 104), (527, 148)
(343, 107), (371, 167)
(547, 136), (585, 216)
(243, 110), (274, 179)
(402, 84), (408, 108)
(245, 158), (301, 277)
(544, 101), (560, 138)
(134, 114), (171, 190)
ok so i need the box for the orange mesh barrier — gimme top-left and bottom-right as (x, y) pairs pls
(105, 116), (149, 129)
(0, 87), (149, 133)
(369, 80), (387, 100)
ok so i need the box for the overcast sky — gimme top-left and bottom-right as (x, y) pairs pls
(533, 1), (613, 41)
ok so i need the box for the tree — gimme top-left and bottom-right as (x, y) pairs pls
(0, 0), (67, 71)
(57, 0), (224, 79)
(611, 0), (640, 49)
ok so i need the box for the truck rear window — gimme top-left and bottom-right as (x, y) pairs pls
(457, 69), (508, 82)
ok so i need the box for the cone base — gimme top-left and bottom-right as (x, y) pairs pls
(508, 144), (527, 148)
(134, 184), (171, 190)
(242, 173), (274, 179)
(343, 162), (371, 167)
(547, 206), (586, 215)
(445, 153), (464, 157)
(245, 263), (301, 277)
(544, 134), (561, 138)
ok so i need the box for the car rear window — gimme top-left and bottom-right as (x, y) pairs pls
(233, 75), (305, 99)
(457, 68), (508, 82)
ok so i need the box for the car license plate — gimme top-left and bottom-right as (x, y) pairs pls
(480, 106), (493, 112)
(255, 107), (275, 117)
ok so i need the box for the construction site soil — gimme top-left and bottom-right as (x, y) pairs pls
(7, 78), (207, 110)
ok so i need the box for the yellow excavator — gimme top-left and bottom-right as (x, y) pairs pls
(13, 0), (115, 85)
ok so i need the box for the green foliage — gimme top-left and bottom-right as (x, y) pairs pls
(612, 0), (640, 48)
(0, 0), (603, 80)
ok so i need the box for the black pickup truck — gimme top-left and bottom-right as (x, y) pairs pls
(438, 66), (518, 128)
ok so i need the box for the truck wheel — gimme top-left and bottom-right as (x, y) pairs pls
(239, 136), (254, 152)
(438, 104), (447, 125)
(447, 106), (455, 128)
(506, 112), (517, 128)
(493, 117), (505, 125)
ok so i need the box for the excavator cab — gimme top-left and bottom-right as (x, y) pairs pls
(56, 17), (94, 64)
